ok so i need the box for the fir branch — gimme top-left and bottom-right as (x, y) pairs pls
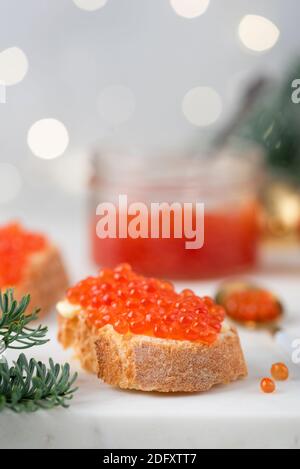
(0, 289), (78, 412)
(0, 289), (48, 351)
(0, 354), (78, 412)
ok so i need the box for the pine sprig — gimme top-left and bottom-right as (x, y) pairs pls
(0, 354), (78, 412)
(0, 289), (78, 412)
(0, 289), (48, 350)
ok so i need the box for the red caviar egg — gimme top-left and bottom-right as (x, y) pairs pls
(130, 320), (148, 334)
(153, 323), (169, 338)
(260, 378), (276, 394)
(113, 318), (129, 334)
(67, 264), (225, 344)
(184, 326), (201, 341)
(271, 363), (289, 381)
(0, 223), (47, 287)
(181, 289), (195, 297)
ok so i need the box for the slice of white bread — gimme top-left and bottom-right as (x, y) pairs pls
(58, 310), (248, 392)
(14, 246), (68, 316)
(58, 312), (99, 373)
(96, 325), (247, 392)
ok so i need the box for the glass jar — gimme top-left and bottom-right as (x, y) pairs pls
(89, 147), (263, 279)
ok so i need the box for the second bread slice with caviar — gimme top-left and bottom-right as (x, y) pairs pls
(57, 264), (247, 392)
(0, 223), (68, 315)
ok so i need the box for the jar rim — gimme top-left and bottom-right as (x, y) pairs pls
(91, 145), (264, 194)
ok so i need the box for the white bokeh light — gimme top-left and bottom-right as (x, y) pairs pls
(0, 47), (28, 86)
(73, 0), (107, 11)
(182, 86), (222, 127)
(27, 119), (69, 160)
(0, 163), (22, 204)
(238, 15), (280, 52)
(170, 0), (210, 19)
(97, 85), (135, 126)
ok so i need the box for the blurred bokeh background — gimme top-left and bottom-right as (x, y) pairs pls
(1, 0), (300, 279)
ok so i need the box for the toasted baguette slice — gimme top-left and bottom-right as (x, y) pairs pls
(58, 312), (100, 373)
(95, 325), (247, 392)
(14, 246), (68, 316)
(58, 311), (247, 392)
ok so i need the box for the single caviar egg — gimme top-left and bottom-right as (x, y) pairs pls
(66, 264), (226, 345)
(260, 377), (276, 394)
(271, 363), (289, 381)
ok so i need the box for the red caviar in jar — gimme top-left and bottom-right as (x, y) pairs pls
(260, 378), (276, 394)
(0, 223), (47, 287)
(92, 201), (259, 279)
(67, 264), (226, 345)
(223, 289), (281, 324)
(271, 363), (289, 381)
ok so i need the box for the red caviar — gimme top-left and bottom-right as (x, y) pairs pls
(223, 289), (281, 324)
(260, 378), (276, 394)
(271, 363), (289, 381)
(67, 264), (225, 344)
(0, 223), (47, 287)
(91, 202), (259, 279)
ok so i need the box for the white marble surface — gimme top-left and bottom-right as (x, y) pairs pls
(0, 270), (300, 449)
